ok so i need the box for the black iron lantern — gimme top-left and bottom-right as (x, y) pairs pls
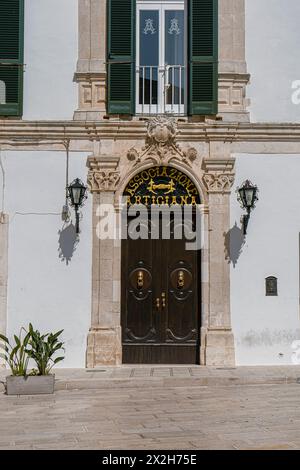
(67, 178), (87, 234)
(237, 180), (258, 235)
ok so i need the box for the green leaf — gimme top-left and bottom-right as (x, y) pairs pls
(0, 333), (9, 343)
(14, 335), (21, 346)
(53, 329), (64, 339)
(53, 356), (64, 364)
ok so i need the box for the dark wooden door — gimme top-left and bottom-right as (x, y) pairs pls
(121, 217), (200, 364)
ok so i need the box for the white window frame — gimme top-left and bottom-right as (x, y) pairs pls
(136, 0), (187, 115)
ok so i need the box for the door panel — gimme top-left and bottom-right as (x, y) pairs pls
(122, 217), (200, 364)
(122, 233), (160, 346)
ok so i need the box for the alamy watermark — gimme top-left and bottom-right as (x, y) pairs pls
(95, 197), (206, 251)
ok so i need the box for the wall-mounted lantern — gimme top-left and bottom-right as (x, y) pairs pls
(237, 180), (258, 235)
(66, 178), (87, 234)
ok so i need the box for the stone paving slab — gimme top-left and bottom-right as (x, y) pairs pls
(1, 381), (300, 449)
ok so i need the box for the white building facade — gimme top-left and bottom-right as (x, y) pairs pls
(1, 0), (300, 368)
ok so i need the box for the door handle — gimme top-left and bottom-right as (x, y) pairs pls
(156, 297), (160, 309)
(161, 292), (166, 308)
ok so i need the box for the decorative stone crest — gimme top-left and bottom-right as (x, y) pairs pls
(87, 156), (120, 192)
(202, 158), (235, 194)
(127, 117), (197, 168)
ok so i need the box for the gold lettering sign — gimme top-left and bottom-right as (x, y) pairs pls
(124, 166), (201, 206)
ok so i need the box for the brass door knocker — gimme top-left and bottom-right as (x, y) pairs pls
(137, 271), (144, 289)
(177, 270), (185, 289)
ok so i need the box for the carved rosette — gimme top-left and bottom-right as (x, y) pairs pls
(127, 117), (198, 168)
(202, 158), (235, 194)
(87, 156), (120, 193)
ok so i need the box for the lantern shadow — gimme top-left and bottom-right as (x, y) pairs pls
(224, 221), (245, 268)
(58, 221), (79, 265)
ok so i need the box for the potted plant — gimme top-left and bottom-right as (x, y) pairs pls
(0, 324), (65, 395)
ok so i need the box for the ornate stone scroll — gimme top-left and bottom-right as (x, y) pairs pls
(127, 117), (198, 168)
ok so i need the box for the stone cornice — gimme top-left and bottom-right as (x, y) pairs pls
(2, 120), (300, 144)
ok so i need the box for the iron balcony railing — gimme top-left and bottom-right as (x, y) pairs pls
(137, 65), (186, 115)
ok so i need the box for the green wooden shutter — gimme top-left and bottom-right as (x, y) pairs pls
(0, 0), (24, 116)
(189, 0), (218, 115)
(107, 0), (135, 115)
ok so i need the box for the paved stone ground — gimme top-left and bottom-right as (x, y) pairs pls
(1, 366), (300, 449)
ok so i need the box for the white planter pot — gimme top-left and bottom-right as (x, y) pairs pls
(6, 374), (55, 395)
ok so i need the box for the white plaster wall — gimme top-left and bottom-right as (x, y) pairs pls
(246, 0), (300, 123)
(23, 0), (78, 120)
(0, 150), (92, 368)
(231, 154), (300, 365)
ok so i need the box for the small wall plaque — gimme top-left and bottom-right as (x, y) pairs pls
(266, 276), (278, 296)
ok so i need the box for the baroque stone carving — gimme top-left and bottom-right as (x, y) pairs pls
(88, 170), (120, 192)
(127, 117), (197, 167)
(202, 158), (235, 194)
(203, 173), (235, 192)
(87, 156), (120, 192)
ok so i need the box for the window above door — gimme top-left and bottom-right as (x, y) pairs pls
(136, 0), (186, 115)
(107, 0), (218, 117)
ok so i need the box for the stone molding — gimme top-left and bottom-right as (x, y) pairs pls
(202, 158), (235, 193)
(74, 72), (106, 121)
(3, 121), (300, 144)
(87, 156), (120, 192)
(218, 73), (250, 122)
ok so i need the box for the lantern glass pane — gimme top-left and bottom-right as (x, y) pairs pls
(238, 188), (246, 208)
(72, 188), (81, 205)
(244, 188), (254, 207)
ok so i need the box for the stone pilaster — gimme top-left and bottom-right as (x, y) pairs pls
(0, 213), (8, 367)
(202, 158), (236, 366)
(218, 0), (250, 122)
(74, 0), (107, 120)
(86, 156), (122, 367)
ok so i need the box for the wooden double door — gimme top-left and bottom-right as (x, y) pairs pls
(121, 217), (200, 364)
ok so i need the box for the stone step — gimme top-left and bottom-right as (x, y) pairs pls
(54, 375), (300, 391)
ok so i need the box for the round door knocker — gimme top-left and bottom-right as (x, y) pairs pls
(170, 267), (192, 291)
(129, 268), (152, 291)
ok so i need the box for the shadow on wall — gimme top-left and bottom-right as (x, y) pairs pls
(224, 222), (245, 268)
(58, 222), (79, 265)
